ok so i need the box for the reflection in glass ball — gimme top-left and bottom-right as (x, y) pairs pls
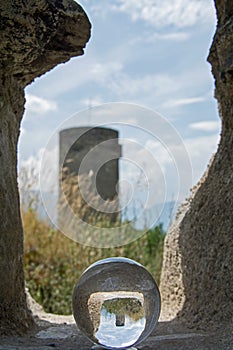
(72, 257), (160, 349)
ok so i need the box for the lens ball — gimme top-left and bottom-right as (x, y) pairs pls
(72, 257), (160, 349)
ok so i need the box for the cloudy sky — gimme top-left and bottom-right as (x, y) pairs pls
(18, 0), (220, 228)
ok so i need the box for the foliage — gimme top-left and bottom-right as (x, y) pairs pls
(103, 298), (145, 322)
(23, 209), (165, 315)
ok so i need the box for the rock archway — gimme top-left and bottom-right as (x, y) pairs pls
(160, 0), (233, 329)
(0, 0), (232, 338)
(0, 0), (91, 333)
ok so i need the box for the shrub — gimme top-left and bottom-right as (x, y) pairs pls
(23, 209), (165, 315)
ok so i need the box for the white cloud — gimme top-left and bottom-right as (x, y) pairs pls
(166, 96), (207, 108)
(18, 150), (42, 192)
(150, 31), (190, 42)
(31, 60), (124, 100)
(129, 31), (190, 46)
(184, 133), (220, 183)
(132, 133), (220, 203)
(118, 141), (169, 227)
(25, 94), (57, 114)
(18, 146), (58, 194)
(90, 61), (123, 86)
(144, 139), (174, 169)
(104, 72), (179, 100)
(80, 0), (215, 35)
(189, 121), (221, 132)
(87, 61), (212, 112)
(111, 0), (215, 29)
(20, 127), (26, 137)
(81, 96), (104, 108)
(39, 146), (59, 193)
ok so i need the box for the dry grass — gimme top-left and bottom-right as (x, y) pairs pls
(23, 209), (165, 315)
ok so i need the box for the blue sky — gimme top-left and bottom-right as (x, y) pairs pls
(18, 0), (220, 229)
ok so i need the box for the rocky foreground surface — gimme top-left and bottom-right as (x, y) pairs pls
(0, 311), (232, 350)
(0, 295), (231, 350)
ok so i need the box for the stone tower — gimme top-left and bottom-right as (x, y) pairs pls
(59, 127), (121, 224)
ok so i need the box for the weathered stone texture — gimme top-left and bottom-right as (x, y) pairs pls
(0, 0), (91, 86)
(160, 0), (233, 329)
(0, 0), (90, 334)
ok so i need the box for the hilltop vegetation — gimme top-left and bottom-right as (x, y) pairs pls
(23, 209), (165, 315)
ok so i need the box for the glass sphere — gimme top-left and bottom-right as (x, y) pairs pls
(72, 257), (160, 349)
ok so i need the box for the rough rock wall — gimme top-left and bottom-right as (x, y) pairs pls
(160, 0), (233, 329)
(0, 0), (90, 334)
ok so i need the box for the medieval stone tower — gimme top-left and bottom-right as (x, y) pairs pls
(59, 127), (121, 223)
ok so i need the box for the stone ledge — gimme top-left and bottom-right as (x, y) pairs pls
(0, 312), (231, 350)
